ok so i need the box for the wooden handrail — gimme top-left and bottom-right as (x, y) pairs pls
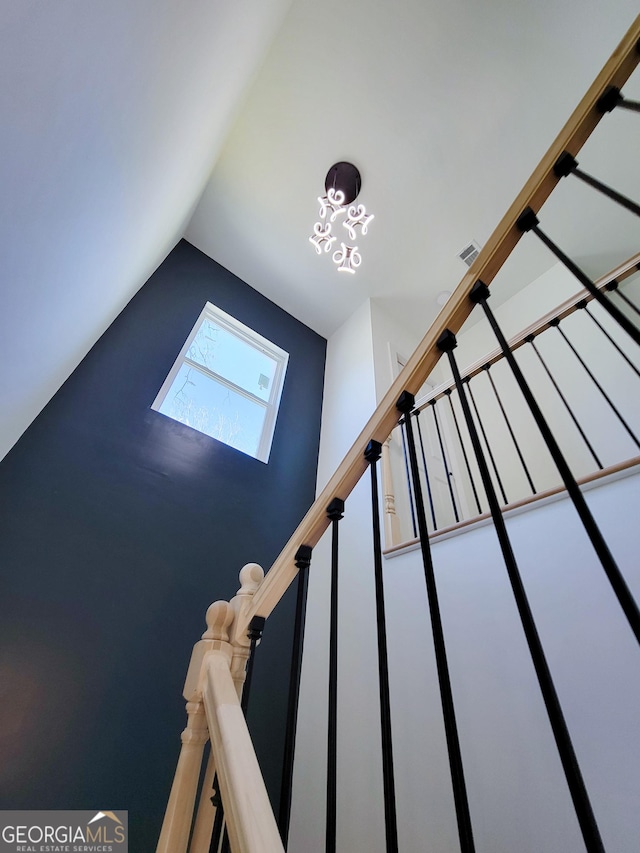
(202, 651), (285, 853)
(240, 15), (640, 632)
(158, 567), (280, 853)
(156, 701), (209, 853)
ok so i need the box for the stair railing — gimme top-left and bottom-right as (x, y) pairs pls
(158, 16), (640, 853)
(239, 16), (640, 636)
(157, 564), (284, 853)
(385, 251), (640, 547)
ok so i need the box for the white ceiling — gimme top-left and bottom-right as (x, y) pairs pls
(186, 0), (640, 339)
(1, 0), (639, 460)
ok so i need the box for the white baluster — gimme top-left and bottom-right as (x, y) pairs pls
(382, 435), (401, 546)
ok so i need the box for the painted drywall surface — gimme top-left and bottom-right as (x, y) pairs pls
(422, 264), (585, 523)
(0, 0), (293, 462)
(186, 0), (640, 347)
(454, 263), (583, 366)
(314, 299), (377, 492)
(289, 299), (388, 852)
(442, 267), (640, 514)
(293, 458), (640, 849)
(290, 280), (639, 850)
(0, 240), (325, 850)
(384, 468), (640, 853)
(366, 271), (579, 542)
(370, 298), (421, 406)
(369, 298), (424, 542)
(379, 264), (640, 539)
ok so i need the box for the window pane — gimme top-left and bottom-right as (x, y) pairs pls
(187, 319), (278, 402)
(158, 364), (266, 457)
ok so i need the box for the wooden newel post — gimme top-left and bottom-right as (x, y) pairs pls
(156, 601), (234, 853)
(229, 563), (265, 696)
(196, 565), (283, 853)
(189, 565), (265, 853)
(158, 568), (280, 853)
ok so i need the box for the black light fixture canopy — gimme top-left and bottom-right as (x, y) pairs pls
(325, 162), (361, 205)
(310, 161), (372, 273)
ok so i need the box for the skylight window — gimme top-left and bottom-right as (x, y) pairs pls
(152, 303), (288, 462)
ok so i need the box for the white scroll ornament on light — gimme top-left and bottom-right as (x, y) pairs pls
(333, 243), (362, 274)
(318, 188), (347, 222)
(309, 222), (336, 255)
(343, 204), (374, 241)
(309, 183), (374, 273)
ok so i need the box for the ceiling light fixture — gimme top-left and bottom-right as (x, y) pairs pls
(309, 162), (374, 274)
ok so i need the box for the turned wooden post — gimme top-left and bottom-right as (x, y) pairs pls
(156, 601), (234, 853)
(229, 563), (265, 696)
(189, 565), (264, 853)
(201, 611), (284, 853)
(382, 435), (401, 546)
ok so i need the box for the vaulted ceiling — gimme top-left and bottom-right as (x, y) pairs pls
(1, 0), (638, 460)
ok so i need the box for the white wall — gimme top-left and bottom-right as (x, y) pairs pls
(384, 265), (640, 537)
(290, 289), (640, 852)
(454, 263), (583, 366)
(289, 299), (387, 852)
(0, 0), (293, 460)
(384, 467), (640, 853)
(314, 299), (377, 492)
(444, 266), (640, 511)
(369, 299), (426, 541)
(370, 299), (422, 406)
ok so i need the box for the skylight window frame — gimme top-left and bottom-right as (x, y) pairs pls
(152, 302), (289, 463)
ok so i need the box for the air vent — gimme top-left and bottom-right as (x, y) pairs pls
(458, 240), (481, 268)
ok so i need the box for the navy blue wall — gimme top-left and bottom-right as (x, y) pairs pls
(0, 240), (326, 850)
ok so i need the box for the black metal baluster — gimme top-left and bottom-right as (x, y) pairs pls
(209, 777), (225, 853)
(465, 377), (509, 505)
(400, 420), (418, 538)
(210, 616), (266, 853)
(553, 151), (640, 217)
(597, 82), (640, 114)
(326, 497), (344, 853)
(242, 616), (266, 715)
(549, 317), (640, 450)
(525, 334), (604, 470)
(397, 391), (476, 853)
(517, 207), (640, 347)
(365, 440), (399, 853)
(482, 363), (537, 494)
(471, 280), (640, 645)
(444, 388), (483, 516)
(604, 279), (640, 319)
(578, 299), (640, 379)
(430, 400), (460, 522)
(279, 545), (313, 847)
(415, 408), (438, 530)
(437, 329), (606, 853)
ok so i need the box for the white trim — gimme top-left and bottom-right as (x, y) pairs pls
(384, 461), (640, 558)
(151, 302), (289, 463)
